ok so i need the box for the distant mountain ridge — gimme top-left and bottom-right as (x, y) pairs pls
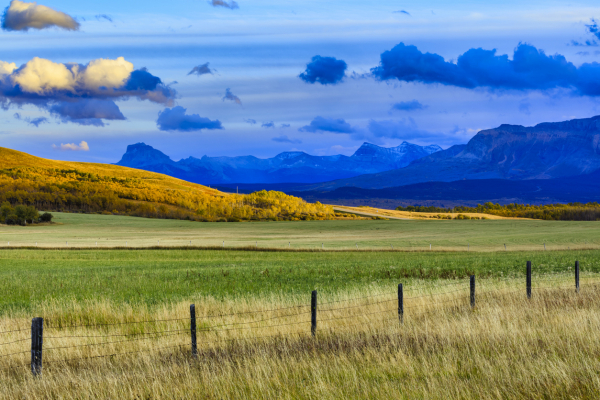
(301, 115), (600, 190)
(116, 141), (442, 184)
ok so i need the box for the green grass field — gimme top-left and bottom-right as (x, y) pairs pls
(0, 212), (599, 251)
(1, 247), (598, 315)
(2, 213), (600, 399)
(0, 212), (598, 315)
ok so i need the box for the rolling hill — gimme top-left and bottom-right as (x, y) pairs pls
(0, 147), (334, 222)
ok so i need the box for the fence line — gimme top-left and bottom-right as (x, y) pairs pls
(0, 259), (595, 375)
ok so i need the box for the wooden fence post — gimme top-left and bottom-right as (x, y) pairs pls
(31, 317), (43, 376)
(527, 261), (532, 299)
(398, 284), (404, 324)
(470, 275), (475, 308)
(311, 290), (317, 337)
(190, 304), (197, 358)
(575, 261), (580, 293)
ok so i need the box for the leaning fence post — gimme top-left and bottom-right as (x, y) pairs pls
(398, 284), (404, 324)
(527, 261), (532, 299)
(31, 317), (43, 376)
(311, 290), (317, 337)
(575, 261), (580, 293)
(190, 304), (197, 358)
(470, 275), (476, 308)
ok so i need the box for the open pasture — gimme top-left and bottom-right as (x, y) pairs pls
(1, 213), (600, 398)
(1, 276), (600, 399)
(0, 212), (599, 251)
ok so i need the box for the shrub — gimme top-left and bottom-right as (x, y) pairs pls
(39, 212), (54, 223)
(5, 214), (20, 225)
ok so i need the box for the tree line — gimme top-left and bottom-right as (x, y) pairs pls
(0, 202), (53, 225)
(396, 202), (600, 221)
(0, 167), (334, 222)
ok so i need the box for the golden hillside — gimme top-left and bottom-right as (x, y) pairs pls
(0, 147), (334, 222)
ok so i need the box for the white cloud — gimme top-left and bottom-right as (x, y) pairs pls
(0, 61), (17, 76)
(2, 0), (80, 32)
(10, 57), (134, 95)
(52, 141), (89, 152)
(0, 56), (175, 125)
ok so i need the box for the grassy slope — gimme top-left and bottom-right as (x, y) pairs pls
(0, 147), (222, 196)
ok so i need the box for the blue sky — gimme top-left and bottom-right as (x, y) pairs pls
(1, 0), (600, 162)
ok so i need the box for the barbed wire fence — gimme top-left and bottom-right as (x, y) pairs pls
(0, 260), (595, 377)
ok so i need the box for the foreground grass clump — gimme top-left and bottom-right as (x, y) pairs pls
(0, 278), (598, 399)
(0, 248), (599, 315)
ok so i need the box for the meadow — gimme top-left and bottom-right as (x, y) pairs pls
(1, 212), (599, 251)
(1, 214), (600, 398)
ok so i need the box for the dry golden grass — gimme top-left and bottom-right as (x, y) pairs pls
(334, 205), (514, 220)
(1, 275), (599, 399)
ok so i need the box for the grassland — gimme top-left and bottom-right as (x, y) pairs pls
(1, 278), (600, 399)
(1, 213), (600, 398)
(1, 212), (599, 251)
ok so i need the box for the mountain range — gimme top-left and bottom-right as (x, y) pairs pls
(116, 115), (600, 207)
(116, 141), (442, 185)
(302, 115), (600, 191)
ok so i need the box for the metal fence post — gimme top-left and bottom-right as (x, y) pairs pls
(31, 318), (43, 376)
(190, 304), (197, 358)
(575, 261), (580, 293)
(398, 284), (404, 324)
(527, 261), (532, 299)
(311, 290), (317, 337)
(470, 275), (476, 308)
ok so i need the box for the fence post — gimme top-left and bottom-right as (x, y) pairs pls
(398, 284), (404, 324)
(31, 317), (43, 376)
(190, 304), (197, 358)
(527, 261), (532, 299)
(470, 275), (476, 308)
(575, 261), (580, 293)
(311, 290), (317, 337)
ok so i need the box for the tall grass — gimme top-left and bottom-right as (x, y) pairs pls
(1, 277), (599, 399)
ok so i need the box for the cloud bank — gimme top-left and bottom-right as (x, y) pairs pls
(52, 141), (89, 151)
(188, 63), (215, 76)
(299, 56), (347, 85)
(0, 56), (176, 125)
(372, 42), (600, 96)
(261, 121), (275, 128)
(157, 106), (222, 132)
(210, 0), (239, 10)
(2, 0), (80, 31)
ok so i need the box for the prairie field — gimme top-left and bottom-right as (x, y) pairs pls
(1, 212), (599, 251)
(1, 214), (599, 398)
(1, 276), (599, 399)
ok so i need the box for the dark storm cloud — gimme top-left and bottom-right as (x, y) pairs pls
(372, 42), (600, 96)
(299, 56), (347, 85)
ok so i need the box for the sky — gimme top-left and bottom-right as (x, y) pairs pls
(1, 0), (600, 163)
